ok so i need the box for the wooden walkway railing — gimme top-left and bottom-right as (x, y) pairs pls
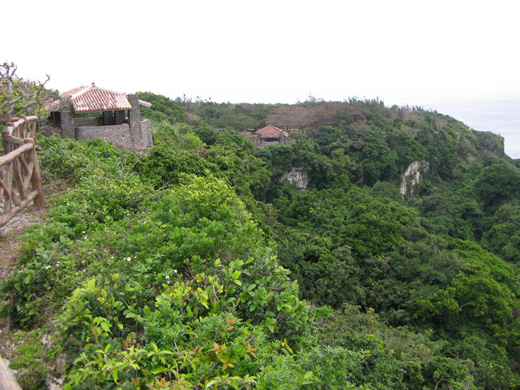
(0, 115), (45, 228)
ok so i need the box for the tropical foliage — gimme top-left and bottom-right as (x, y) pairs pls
(2, 87), (520, 389)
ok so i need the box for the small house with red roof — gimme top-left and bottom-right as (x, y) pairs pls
(256, 124), (289, 145)
(46, 83), (152, 150)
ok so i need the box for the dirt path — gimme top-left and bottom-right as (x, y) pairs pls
(0, 181), (66, 284)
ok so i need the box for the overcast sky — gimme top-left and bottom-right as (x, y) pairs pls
(4, 0), (520, 156)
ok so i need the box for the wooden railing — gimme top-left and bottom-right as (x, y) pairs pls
(0, 115), (45, 228)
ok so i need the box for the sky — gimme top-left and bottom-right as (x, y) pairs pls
(4, 0), (520, 157)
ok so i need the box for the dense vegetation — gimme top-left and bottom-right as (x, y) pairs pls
(2, 90), (520, 389)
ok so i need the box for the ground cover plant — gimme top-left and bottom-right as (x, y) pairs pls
(2, 91), (520, 389)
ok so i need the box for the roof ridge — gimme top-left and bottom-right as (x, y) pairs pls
(69, 85), (91, 99)
(68, 83), (127, 99)
(257, 124), (289, 139)
(92, 85), (127, 96)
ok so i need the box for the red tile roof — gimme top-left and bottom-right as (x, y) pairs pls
(62, 83), (133, 113)
(45, 98), (61, 111)
(257, 124), (289, 139)
(46, 84), (151, 113)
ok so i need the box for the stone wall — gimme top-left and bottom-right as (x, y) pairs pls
(139, 119), (153, 148)
(75, 124), (134, 149)
(60, 98), (74, 139)
(261, 140), (281, 145)
(74, 118), (98, 127)
(42, 123), (61, 138)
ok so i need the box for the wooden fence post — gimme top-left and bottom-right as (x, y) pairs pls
(26, 138), (44, 206)
(0, 116), (45, 228)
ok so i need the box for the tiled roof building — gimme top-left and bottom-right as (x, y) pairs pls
(61, 83), (133, 112)
(46, 83), (152, 150)
(257, 124), (289, 145)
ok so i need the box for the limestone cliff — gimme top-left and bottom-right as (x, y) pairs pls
(400, 161), (429, 198)
(279, 168), (308, 190)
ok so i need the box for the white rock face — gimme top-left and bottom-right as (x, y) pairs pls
(279, 168), (308, 190)
(400, 161), (429, 198)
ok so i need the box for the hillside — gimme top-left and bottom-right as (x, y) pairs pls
(1, 92), (520, 389)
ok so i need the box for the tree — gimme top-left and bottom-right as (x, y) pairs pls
(355, 131), (398, 185)
(0, 61), (50, 123)
(474, 161), (520, 210)
(136, 91), (187, 123)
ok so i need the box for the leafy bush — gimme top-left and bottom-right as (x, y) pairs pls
(1, 137), (152, 326)
(193, 121), (218, 145)
(38, 137), (138, 183)
(135, 143), (215, 188)
(152, 122), (204, 152)
(49, 174), (316, 388)
(137, 91), (188, 123)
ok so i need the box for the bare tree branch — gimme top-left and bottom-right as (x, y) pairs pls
(0, 61), (51, 123)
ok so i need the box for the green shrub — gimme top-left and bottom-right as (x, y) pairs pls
(51, 176), (316, 388)
(135, 143), (215, 188)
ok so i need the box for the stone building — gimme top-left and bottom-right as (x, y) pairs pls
(256, 124), (289, 145)
(46, 83), (153, 150)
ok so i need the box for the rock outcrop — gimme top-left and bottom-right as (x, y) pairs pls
(279, 168), (308, 190)
(400, 161), (429, 198)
